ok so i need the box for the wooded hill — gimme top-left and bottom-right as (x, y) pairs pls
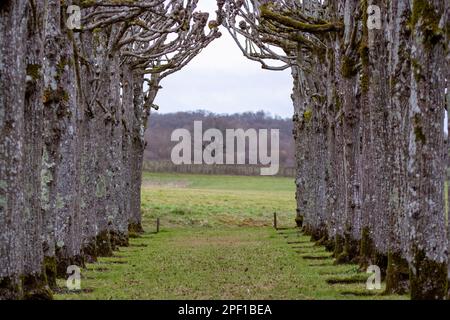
(144, 110), (295, 167)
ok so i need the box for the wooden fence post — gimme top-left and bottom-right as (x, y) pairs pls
(273, 212), (277, 230)
(156, 218), (160, 233)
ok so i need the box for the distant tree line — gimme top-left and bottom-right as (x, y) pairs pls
(144, 110), (296, 170)
(143, 160), (296, 177)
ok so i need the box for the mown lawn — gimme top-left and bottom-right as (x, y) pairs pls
(57, 172), (405, 300)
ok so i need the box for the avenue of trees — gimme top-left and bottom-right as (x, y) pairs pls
(0, 0), (221, 299)
(223, 0), (449, 299)
(1, 0), (449, 301)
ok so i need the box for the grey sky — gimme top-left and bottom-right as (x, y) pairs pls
(153, 1), (293, 118)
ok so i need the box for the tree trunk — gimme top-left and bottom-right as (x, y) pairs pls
(407, 0), (448, 300)
(384, 0), (411, 294)
(128, 71), (147, 234)
(107, 54), (128, 248)
(335, 0), (361, 264)
(42, 0), (84, 281)
(22, 0), (52, 299)
(0, 0), (28, 300)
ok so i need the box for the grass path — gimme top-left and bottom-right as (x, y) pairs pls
(56, 173), (405, 300)
(57, 227), (404, 299)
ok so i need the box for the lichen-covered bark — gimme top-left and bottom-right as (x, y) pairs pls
(406, 0), (448, 300)
(384, 0), (412, 294)
(22, 0), (52, 299)
(129, 71), (145, 233)
(42, 0), (84, 279)
(77, 30), (100, 261)
(121, 65), (133, 235)
(338, 0), (362, 263)
(0, 0), (221, 300)
(107, 54), (128, 247)
(0, 0), (28, 300)
(292, 65), (307, 230)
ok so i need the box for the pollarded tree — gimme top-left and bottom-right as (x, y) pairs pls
(121, 10), (222, 234)
(75, 0), (222, 250)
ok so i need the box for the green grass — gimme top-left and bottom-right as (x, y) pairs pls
(141, 172), (296, 229)
(56, 172), (405, 300)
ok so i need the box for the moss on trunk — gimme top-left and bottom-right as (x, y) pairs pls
(385, 251), (409, 295)
(409, 247), (448, 299)
(110, 231), (129, 248)
(55, 247), (73, 278)
(324, 236), (335, 252)
(0, 276), (22, 300)
(22, 271), (53, 300)
(128, 222), (144, 234)
(334, 232), (359, 264)
(310, 225), (325, 242)
(315, 234), (328, 246)
(373, 251), (388, 281)
(295, 212), (303, 228)
(96, 230), (113, 257)
(302, 224), (311, 236)
(358, 227), (374, 269)
(82, 238), (98, 263)
(333, 234), (344, 258)
(44, 256), (57, 289)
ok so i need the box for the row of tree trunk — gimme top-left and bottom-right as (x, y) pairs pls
(0, 0), (220, 299)
(0, 0), (148, 300)
(287, 0), (449, 299)
(223, 0), (449, 300)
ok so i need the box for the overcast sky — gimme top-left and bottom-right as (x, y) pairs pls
(153, 1), (293, 119)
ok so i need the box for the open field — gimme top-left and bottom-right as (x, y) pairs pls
(140, 172), (296, 228)
(57, 172), (405, 300)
